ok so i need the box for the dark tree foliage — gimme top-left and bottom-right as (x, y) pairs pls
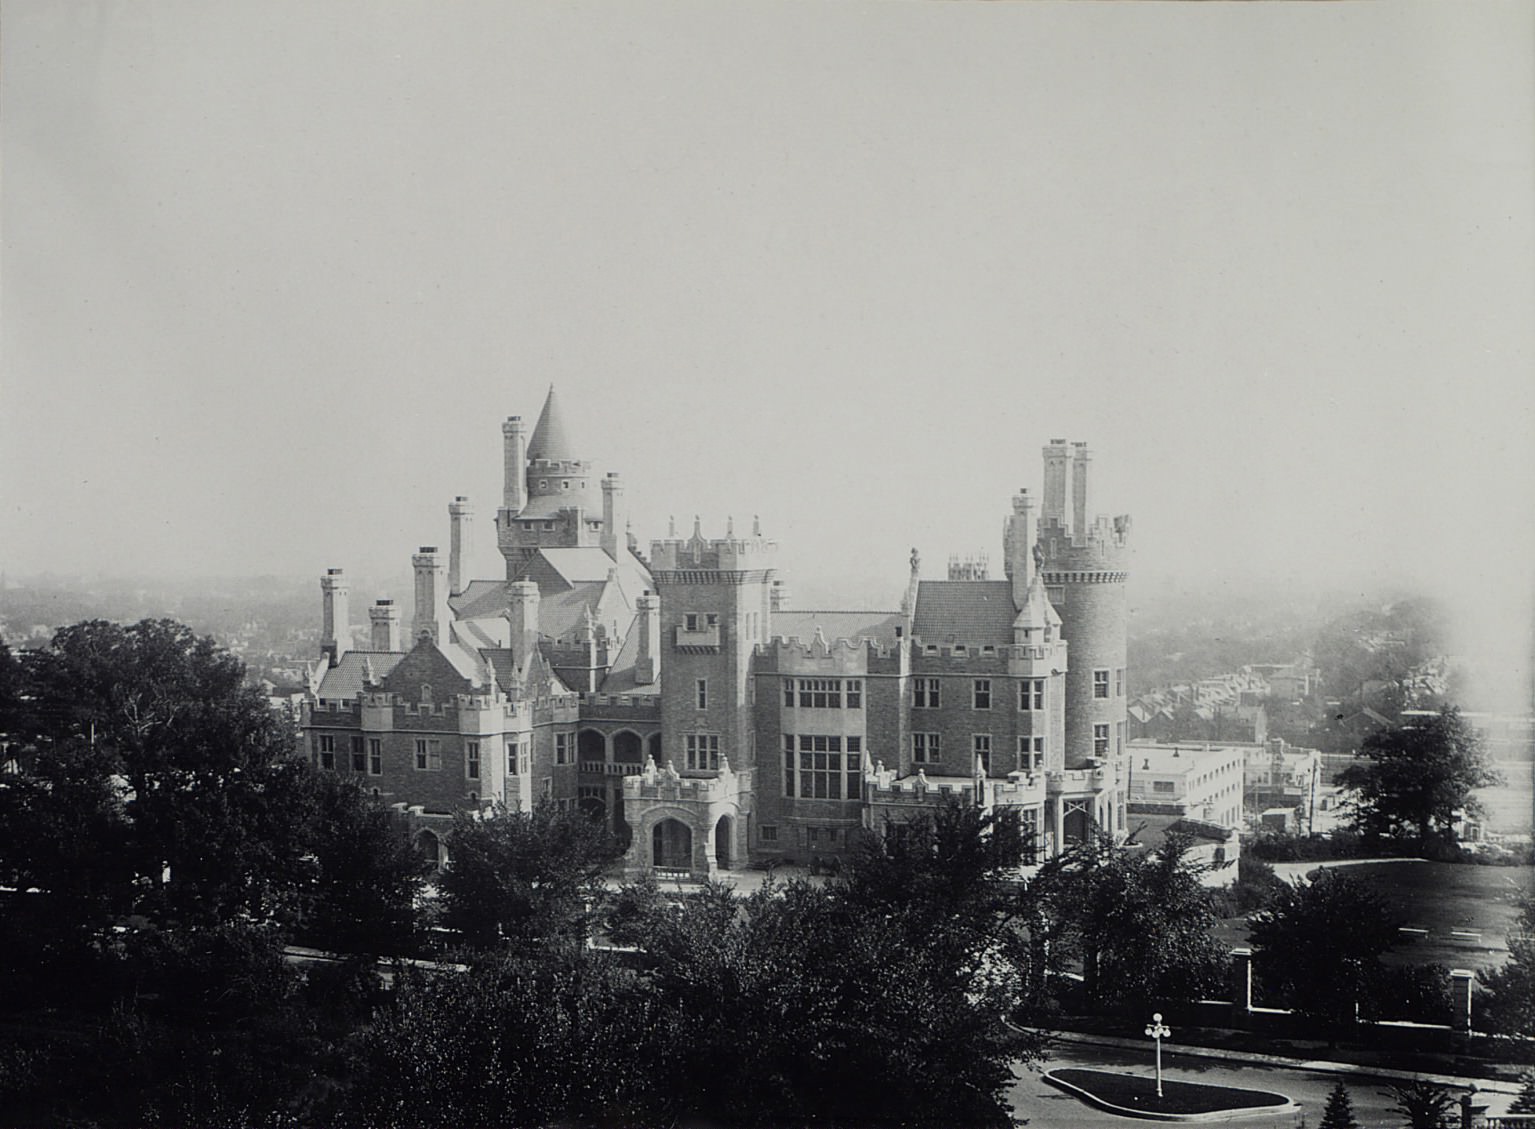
(1319, 1079), (1360, 1129)
(1248, 868), (1401, 1038)
(1479, 894), (1535, 1037)
(1026, 831), (1229, 1014)
(1384, 1079), (1456, 1129)
(437, 800), (620, 950)
(1338, 707), (1500, 857)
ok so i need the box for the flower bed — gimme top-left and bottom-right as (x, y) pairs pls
(1045, 1068), (1295, 1120)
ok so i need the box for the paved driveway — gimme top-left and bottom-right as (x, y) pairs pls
(1009, 1040), (1510, 1128)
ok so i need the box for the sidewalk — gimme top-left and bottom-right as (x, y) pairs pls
(1025, 1027), (1525, 1095)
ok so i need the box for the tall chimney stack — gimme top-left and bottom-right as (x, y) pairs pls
(1072, 442), (1093, 542)
(635, 589), (660, 685)
(412, 547), (448, 644)
(506, 579), (541, 673)
(1042, 440), (1070, 530)
(501, 416), (526, 515)
(369, 598), (401, 651)
(1005, 489), (1036, 611)
(320, 568), (350, 667)
(600, 472), (626, 563)
(449, 496), (473, 597)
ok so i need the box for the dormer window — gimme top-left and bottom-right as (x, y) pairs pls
(562, 480), (570, 490)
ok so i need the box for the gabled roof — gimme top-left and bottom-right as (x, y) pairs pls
(316, 650), (406, 700)
(378, 636), (477, 698)
(532, 547), (650, 594)
(595, 621), (660, 696)
(526, 385), (576, 462)
(772, 610), (902, 647)
(910, 581), (1017, 647)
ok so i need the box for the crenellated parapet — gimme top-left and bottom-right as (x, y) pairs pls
(649, 516), (778, 579)
(1047, 760), (1117, 795)
(1037, 513), (1132, 575)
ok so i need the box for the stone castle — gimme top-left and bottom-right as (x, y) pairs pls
(302, 389), (1133, 875)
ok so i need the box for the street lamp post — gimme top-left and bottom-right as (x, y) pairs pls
(1144, 1012), (1172, 1098)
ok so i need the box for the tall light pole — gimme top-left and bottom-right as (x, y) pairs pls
(1144, 1012), (1172, 1098)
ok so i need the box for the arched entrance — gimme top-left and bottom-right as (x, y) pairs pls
(714, 815), (734, 870)
(578, 728), (606, 766)
(652, 818), (693, 871)
(416, 829), (444, 872)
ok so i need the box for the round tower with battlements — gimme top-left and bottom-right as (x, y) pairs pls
(1036, 441), (1132, 782)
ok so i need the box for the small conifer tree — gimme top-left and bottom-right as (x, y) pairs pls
(1319, 1079), (1360, 1129)
(1510, 1071), (1535, 1115)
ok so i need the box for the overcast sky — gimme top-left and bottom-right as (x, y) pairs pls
(3, 2), (1532, 698)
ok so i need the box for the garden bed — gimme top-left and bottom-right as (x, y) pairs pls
(1045, 1068), (1295, 1120)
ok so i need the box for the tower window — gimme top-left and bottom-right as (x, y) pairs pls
(973, 679), (992, 710)
(539, 479), (548, 489)
(414, 738), (442, 771)
(685, 613), (699, 631)
(562, 480), (570, 490)
(783, 678), (795, 708)
(1093, 670), (1110, 699)
(466, 740), (481, 780)
(316, 734), (335, 770)
(686, 733), (720, 771)
(555, 732), (571, 765)
(696, 679), (708, 709)
(350, 735), (366, 772)
(1115, 668), (1125, 697)
(1020, 678), (1045, 711)
(913, 732), (940, 764)
(368, 738), (382, 776)
(1018, 735), (1046, 772)
(912, 678), (940, 709)
(845, 679), (862, 709)
(1093, 724), (1110, 757)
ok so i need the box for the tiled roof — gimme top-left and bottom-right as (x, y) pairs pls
(511, 492), (582, 521)
(772, 610), (902, 647)
(451, 580), (508, 618)
(536, 547), (650, 593)
(910, 581), (1017, 647)
(596, 623), (660, 696)
(316, 650), (405, 700)
(527, 386), (576, 462)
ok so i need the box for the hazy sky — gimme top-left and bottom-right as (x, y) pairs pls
(4, 2), (1532, 695)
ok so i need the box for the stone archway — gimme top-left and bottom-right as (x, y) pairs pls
(714, 815), (734, 870)
(652, 818), (693, 871)
(613, 730), (644, 765)
(416, 829), (445, 872)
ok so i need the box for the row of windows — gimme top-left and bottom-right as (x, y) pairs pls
(783, 735), (864, 800)
(913, 677), (1049, 711)
(911, 733), (1047, 772)
(757, 825), (851, 847)
(782, 678), (863, 709)
(316, 734), (384, 776)
(1092, 668), (1128, 699)
(1091, 722), (1127, 758)
(317, 733), (566, 780)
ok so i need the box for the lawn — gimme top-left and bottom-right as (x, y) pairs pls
(1046, 1068), (1293, 1116)
(1220, 860), (1532, 971)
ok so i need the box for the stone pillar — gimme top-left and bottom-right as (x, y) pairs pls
(506, 579), (541, 674)
(1450, 968), (1475, 1032)
(601, 473), (626, 563)
(1229, 947), (1254, 1028)
(1006, 488), (1036, 611)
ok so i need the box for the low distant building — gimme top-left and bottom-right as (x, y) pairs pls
(1125, 740), (1245, 830)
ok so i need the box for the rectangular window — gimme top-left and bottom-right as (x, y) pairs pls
(506, 740), (517, 774)
(350, 735), (366, 772)
(797, 734), (844, 799)
(686, 734), (720, 771)
(1153, 780), (1176, 794)
(1115, 668), (1125, 698)
(973, 679), (991, 710)
(846, 736), (862, 799)
(912, 732), (940, 764)
(1093, 670), (1110, 699)
(1032, 736), (1046, 771)
(519, 739), (530, 777)
(685, 613), (699, 631)
(696, 679), (708, 709)
(783, 678), (795, 708)
(912, 677), (940, 709)
(784, 735), (795, 797)
(845, 679), (862, 709)
(368, 738), (382, 776)
(973, 734), (991, 773)
(317, 734), (335, 770)
(414, 738), (441, 771)
(797, 678), (841, 708)
(1019, 678), (1046, 711)
(555, 732), (571, 765)
(466, 740), (480, 780)
(1093, 724), (1110, 758)
(760, 825), (778, 843)
(1116, 721), (1125, 755)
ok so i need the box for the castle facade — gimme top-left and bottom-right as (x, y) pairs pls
(301, 389), (1132, 874)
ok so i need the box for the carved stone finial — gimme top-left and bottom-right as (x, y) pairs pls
(753, 514), (761, 536)
(910, 547), (921, 575)
(668, 515), (676, 537)
(1032, 542), (1044, 570)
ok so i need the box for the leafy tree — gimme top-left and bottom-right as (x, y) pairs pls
(1384, 1079), (1455, 1129)
(438, 801), (620, 950)
(1028, 831), (1229, 1013)
(1248, 868), (1400, 1040)
(1338, 707), (1499, 856)
(1479, 894), (1535, 1036)
(1319, 1078), (1360, 1129)
(296, 772), (427, 957)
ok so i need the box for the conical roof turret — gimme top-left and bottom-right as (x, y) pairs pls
(1012, 573), (1061, 638)
(527, 385), (577, 462)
